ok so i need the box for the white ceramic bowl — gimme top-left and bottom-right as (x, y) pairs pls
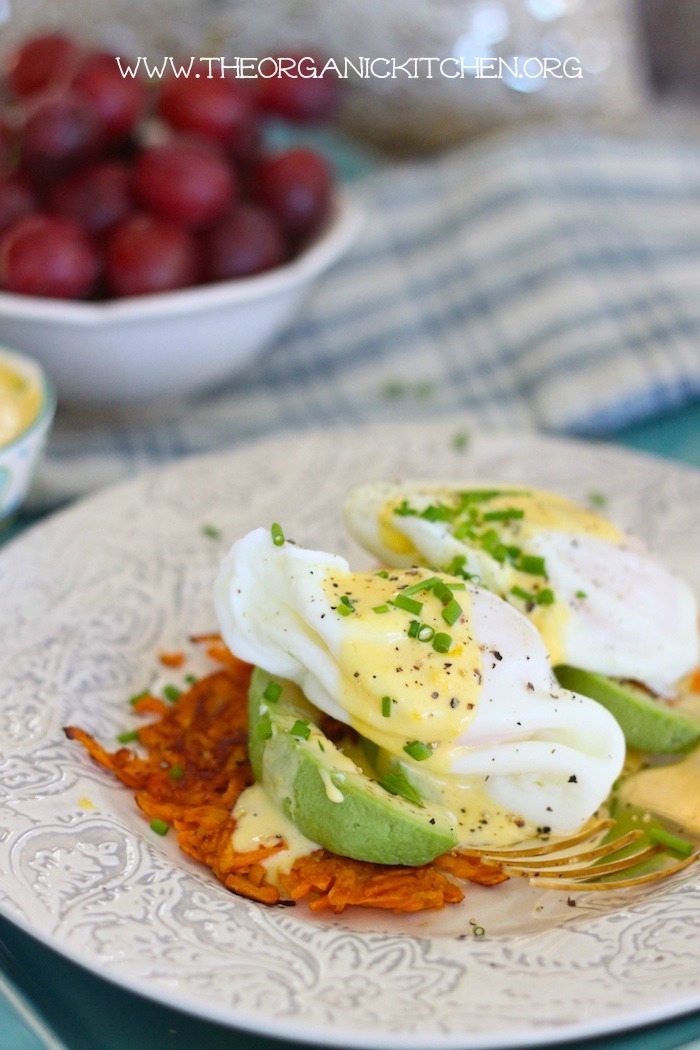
(0, 194), (361, 409)
(0, 346), (56, 521)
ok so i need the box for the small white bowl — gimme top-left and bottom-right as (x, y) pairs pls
(0, 346), (56, 521)
(0, 194), (362, 409)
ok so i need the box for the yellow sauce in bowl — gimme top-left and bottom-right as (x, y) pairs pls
(0, 360), (43, 447)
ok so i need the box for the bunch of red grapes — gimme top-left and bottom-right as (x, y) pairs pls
(0, 33), (342, 300)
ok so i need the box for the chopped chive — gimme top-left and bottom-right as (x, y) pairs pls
(381, 695), (392, 718)
(290, 720), (311, 740)
(648, 826), (695, 857)
(150, 818), (170, 836)
(263, 680), (282, 703)
(375, 569), (390, 578)
(575, 590), (587, 600)
(163, 684), (182, 703)
(535, 588), (555, 606)
(432, 632), (452, 654)
(511, 585), (533, 602)
(394, 499), (418, 517)
(451, 430), (469, 452)
(432, 580), (453, 604)
(129, 689), (149, 707)
(270, 522), (285, 546)
(516, 554), (547, 576)
(403, 740), (433, 761)
(184, 673), (198, 684)
(407, 619), (421, 638)
(420, 503), (454, 522)
(201, 524), (221, 539)
(337, 595), (356, 616)
(117, 729), (139, 744)
(391, 593), (423, 616)
(372, 603), (390, 614)
(588, 491), (607, 509)
(402, 576), (440, 596)
(442, 598), (462, 626)
(417, 624), (435, 643)
(169, 763), (185, 780)
(483, 508), (525, 522)
(472, 925), (486, 937)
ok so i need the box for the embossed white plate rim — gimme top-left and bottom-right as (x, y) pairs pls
(2, 419), (700, 1050)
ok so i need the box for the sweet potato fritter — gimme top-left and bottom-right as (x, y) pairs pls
(65, 650), (507, 913)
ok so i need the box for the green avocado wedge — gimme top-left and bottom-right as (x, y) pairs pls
(554, 665), (700, 754)
(247, 666), (458, 866)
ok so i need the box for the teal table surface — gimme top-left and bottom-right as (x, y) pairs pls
(3, 402), (700, 1050)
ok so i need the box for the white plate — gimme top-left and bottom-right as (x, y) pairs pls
(2, 420), (700, 1050)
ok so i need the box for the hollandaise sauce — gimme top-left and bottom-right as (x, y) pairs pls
(0, 359), (43, 448)
(323, 566), (481, 774)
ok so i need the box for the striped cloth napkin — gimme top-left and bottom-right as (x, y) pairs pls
(36, 127), (700, 508)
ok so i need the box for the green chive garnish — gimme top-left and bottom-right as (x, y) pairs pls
(150, 818), (170, 836)
(401, 576), (440, 596)
(263, 681), (282, 703)
(442, 598), (462, 626)
(201, 524), (221, 539)
(270, 522), (285, 546)
(483, 508), (524, 522)
(535, 588), (555, 606)
(117, 729), (139, 744)
(403, 740), (433, 761)
(407, 619), (421, 638)
(163, 684), (182, 703)
(169, 764), (185, 780)
(337, 595), (356, 616)
(511, 586), (533, 602)
(391, 593), (423, 616)
(648, 826), (695, 857)
(432, 580), (453, 604)
(290, 720), (311, 740)
(432, 632), (452, 653)
(129, 690), (149, 707)
(417, 624), (435, 642)
(516, 554), (547, 576)
(372, 604), (390, 614)
(381, 696), (392, 718)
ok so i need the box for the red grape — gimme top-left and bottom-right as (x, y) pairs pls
(72, 51), (147, 143)
(0, 177), (37, 232)
(256, 54), (341, 123)
(157, 75), (259, 160)
(256, 148), (332, 238)
(105, 213), (198, 297)
(20, 90), (102, 177)
(7, 33), (83, 98)
(48, 160), (132, 234)
(0, 214), (99, 298)
(133, 141), (237, 228)
(202, 204), (287, 281)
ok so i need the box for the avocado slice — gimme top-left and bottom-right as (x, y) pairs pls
(554, 665), (700, 754)
(247, 667), (458, 866)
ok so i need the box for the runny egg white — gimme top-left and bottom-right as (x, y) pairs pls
(343, 482), (700, 697)
(215, 526), (625, 849)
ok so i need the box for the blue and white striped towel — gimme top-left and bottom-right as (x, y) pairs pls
(37, 127), (700, 508)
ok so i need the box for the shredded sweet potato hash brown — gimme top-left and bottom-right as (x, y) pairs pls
(64, 640), (507, 914)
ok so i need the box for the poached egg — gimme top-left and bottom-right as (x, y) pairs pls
(343, 482), (700, 697)
(215, 526), (625, 849)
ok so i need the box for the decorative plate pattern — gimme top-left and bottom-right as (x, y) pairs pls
(2, 421), (700, 1050)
